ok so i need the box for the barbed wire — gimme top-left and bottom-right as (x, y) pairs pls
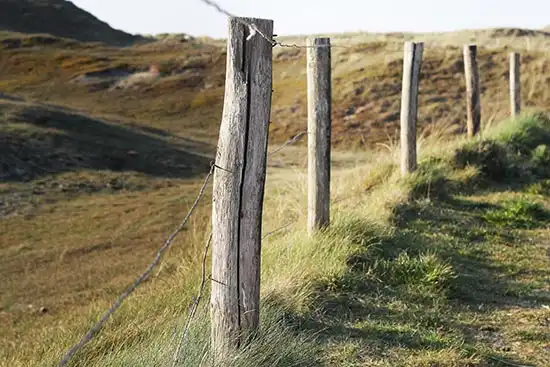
(53, 105), (312, 366)
(262, 220), (296, 239)
(198, 0), (352, 49)
(172, 214), (298, 364)
(172, 231), (213, 365)
(268, 131), (308, 156)
(197, 0), (275, 45)
(168, 128), (307, 363)
(57, 163), (215, 367)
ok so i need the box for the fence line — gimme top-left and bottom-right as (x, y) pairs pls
(57, 164), (215, 367)
(202, 22), (527, 360)
(50, 5), (532, 363)
(198, 0), (352, 49)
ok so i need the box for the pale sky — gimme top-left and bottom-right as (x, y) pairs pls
(72, 0), (550, 39)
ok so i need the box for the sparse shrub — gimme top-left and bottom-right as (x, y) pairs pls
(407, 156), (451, 199)
(483, 198), (550, 229)
(498, 112), (550, 155)
(452, 140), (519, 181)
(373, 252), (455, 292)
(363, 162), (396, 192)
(446, 113), (550, 184)
(530, 144), (550, 177)
(327, 216), (380, 248)
(526, 179), (550, 196)
(317, 270), (365, 294)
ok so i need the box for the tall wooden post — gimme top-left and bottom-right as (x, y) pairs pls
(307, 37), (331, 236)
(210, 16), (273, 362)
(463, 45), (481, 137)
(400, 41), (424, 176)
(509, 52), (521, 117)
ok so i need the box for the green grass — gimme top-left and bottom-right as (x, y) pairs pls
(26, 114), (549, 367)
(483, 198), (550, 229)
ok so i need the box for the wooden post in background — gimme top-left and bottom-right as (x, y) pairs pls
(307, 37), (331, 236)
(210, 16), (273, 362)
(463, 45), (481, 137)
(400, 41), (424, 176)
(510, 52), (521, 117)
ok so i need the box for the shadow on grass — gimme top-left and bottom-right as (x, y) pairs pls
(268, 188), (550, 365)
(0, 102), (213, 182)
(260, 114), (550, 365)
(393, 195), (550, 308)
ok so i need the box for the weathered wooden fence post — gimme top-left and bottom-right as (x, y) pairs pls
(509, 52), (521, 117)
(307, 37), (331, 236)
(463, 44), (481, 137)
(210, 16), (273, 362)
(400, 41), (424, 176)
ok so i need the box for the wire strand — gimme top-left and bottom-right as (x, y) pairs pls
(198, 0), (350, 49)
(172, 231), (213, 365)
(268, 131), (308, 156)
(57, 164), (215, 367)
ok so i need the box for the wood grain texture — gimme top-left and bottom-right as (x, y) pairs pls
(400, 41), (424, 176)
(210, 16), (273, 360)
(307, 37), (331, 236)
(510, 52), (521, 117)
(463, 44), (481, 138)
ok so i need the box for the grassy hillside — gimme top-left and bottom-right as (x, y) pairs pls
(0, 28), (549, 149)
(0, 0), (145, 46)
(4, 111), (550, 366)
(1, 18), (550, 367)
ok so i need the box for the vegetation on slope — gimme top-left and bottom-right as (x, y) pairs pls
(0, 28), (549, 150)
(4, 109), (549, 366)
(0, 95), (213, 220)
(1, 9), (550, 365)
(115, 112), (550, 367)
(0, 0), (145, 46)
